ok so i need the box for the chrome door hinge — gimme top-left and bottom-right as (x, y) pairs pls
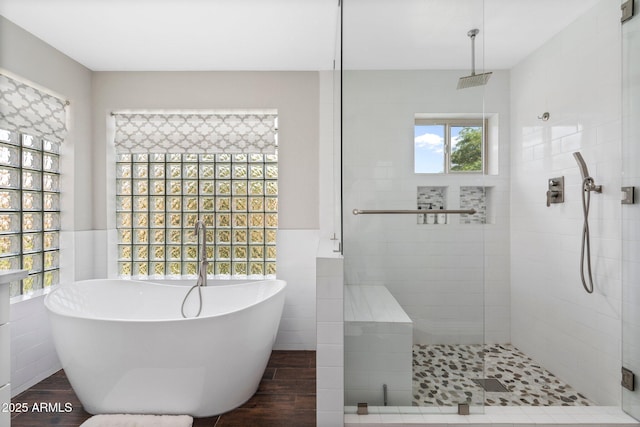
(622, 186), (635, 204)
(622, 367), (635, 391)
(622, 0), (635, 23)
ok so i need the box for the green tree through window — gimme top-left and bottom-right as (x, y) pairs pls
(451, 127), (482, 171)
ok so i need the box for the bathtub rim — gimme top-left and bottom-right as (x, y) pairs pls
(44, 278), (287, 324)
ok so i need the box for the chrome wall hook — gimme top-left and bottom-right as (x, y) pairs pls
(538, 112), (550, 121)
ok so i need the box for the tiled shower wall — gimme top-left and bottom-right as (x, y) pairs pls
(460, 186), (487, 225)
(343, 69), (511, 345)
(316, 243), (344, 427)
(510, 0), (622, 406)
(417, 186), (489, 225)
(417, 186), (446, 210)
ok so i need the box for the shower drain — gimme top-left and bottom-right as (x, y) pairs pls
(472, 378), (510, 393)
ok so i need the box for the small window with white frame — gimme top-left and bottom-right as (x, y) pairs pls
(414, 118), (486, 174)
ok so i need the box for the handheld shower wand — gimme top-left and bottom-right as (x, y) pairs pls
(572, 152), (602, 294)
(573, 152), (602, 193)
(181, 220), (208, 318)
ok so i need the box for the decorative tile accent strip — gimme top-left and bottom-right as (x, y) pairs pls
(412, 344), (593, 407)
(460, 186), (487, 224)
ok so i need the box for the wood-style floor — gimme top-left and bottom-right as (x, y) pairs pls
(10, 350), (316, 427)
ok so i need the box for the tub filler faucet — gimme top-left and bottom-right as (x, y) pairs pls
(195, 220), (209, 288)
(181, 220), (209, 318)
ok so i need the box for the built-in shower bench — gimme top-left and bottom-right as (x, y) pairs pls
(344, 285), (413, 407)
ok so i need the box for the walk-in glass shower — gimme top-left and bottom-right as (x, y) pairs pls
(341, 0), (640, 421)
(341, 0), (488, 413)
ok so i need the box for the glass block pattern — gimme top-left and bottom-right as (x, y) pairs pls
(460, 186), (487, 224)
(0, 129), (61, 296)
(116, 153), (277, 279)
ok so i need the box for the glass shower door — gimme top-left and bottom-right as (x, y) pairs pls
(342, 0), (487, 414)
(622, 0), (640, 420)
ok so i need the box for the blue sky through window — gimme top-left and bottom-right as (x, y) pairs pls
(414, 124), (444, 173)
(415, 124), (468, 173)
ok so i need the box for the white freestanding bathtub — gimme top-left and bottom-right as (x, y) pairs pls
(44, 279), (286, 417)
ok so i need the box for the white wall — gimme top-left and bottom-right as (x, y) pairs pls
(318, 70), (342, 243)
(91, 71), (319, 231)
(510, 0), (621, 405)
(342, 70), (511, 344)
(0, 15), (95, 395)
(91, 71), (321, 350)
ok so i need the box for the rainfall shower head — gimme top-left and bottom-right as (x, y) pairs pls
(458, 72), (492, 89)
(457, 29), (492, 90)
(573, 151), (591, 180)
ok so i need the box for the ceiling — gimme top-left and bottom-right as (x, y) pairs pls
(0, 0), (601, 71)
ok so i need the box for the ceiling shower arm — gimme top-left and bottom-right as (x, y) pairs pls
(468, 28), (479, 76)
(470, 31), (476, 75)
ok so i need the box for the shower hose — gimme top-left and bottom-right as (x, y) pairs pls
(579, 177), (595, 294)
(181, 265), (206, 318)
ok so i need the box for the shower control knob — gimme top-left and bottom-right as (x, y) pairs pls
(546, 176), (565, 207)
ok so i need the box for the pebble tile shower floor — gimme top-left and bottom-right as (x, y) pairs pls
(413, 344), (593, 407)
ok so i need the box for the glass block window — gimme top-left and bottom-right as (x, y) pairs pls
(0, 129), (61, 296)
(116, 153), (278, 279)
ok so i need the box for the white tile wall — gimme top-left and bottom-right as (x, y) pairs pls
(621, 0), (640, 419)
(8, 229), (106, 397)
(0, 383), (9, 426)
(0, 324), (8, 388)
(9, 295), (61, 396)
(510, 0), (622, 406)
(0, 273), (16, 425)
(274, 229), (319, 350)
(342, 70), (511, 345)
(316, 241), (344, 427)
